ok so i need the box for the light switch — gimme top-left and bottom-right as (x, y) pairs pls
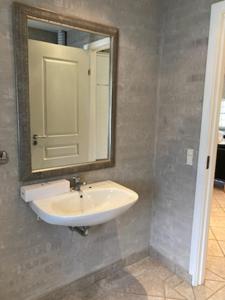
(186, 149), (194, 166)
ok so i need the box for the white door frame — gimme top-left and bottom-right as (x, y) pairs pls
(88, 39), (110, 161)
(189, 1), (225, 286)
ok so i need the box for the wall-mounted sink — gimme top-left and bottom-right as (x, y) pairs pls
(29, 181), (138, 227)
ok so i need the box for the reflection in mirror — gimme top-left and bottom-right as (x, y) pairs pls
(27, 19), (111, 172)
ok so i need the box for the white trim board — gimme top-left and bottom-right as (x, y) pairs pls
(189, 1), (225, 286)
(83, 37), (110, 51)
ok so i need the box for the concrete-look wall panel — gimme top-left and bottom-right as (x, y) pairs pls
(0, 1), (161, 299)
(150, 0), (221, 272)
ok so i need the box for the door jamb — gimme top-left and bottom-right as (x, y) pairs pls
(189, 1), (225, 286)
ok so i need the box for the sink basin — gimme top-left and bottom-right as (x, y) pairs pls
(30, 180), (138, 226)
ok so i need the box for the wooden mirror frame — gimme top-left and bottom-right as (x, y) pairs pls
(13, 2), (118, 181)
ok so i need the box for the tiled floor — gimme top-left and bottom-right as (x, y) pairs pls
(50, 254), (225, 300)
(208, 188), (225, 259)
(205, 187), (225, 300)
(43, 188), (225, 300)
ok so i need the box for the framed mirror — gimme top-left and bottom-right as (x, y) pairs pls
(13, 3), (118, 181)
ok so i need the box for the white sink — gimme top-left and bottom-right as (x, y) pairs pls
(29, 181), (138, 227)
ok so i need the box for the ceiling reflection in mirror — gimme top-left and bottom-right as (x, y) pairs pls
(27, 19), (112, 172)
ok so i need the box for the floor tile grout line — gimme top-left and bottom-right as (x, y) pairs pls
(205, 278), (225, 282)
(206, 282), (225, 299)
(192, 284), (197, 300)
(101, 271), (187, 300)
(209, 237), (225, 257)
(205, 189), (225, 299)
(173, 289), (188, 300)
(169, 280), (185, 290)
(102, 290), (168, 299)
(171, 279), (190, 300)
(162, 273), (184, 300)
(217, 240), (225, 256)
(209, 192), (225, 254)
(206, 267), (225, 281)
(209, 227), (217, 240)
(116, 290), (166, 299)
(220, 205), (225, 213)
(205, 279), (225, 293)
(173, 281), (194, 300)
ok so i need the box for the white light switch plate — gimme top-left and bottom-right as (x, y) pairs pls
(186, 149), (194, 166)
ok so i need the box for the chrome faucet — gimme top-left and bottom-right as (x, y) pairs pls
(71, 176), (86, 191)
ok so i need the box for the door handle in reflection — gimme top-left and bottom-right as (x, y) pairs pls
(32, 134), (47, 145)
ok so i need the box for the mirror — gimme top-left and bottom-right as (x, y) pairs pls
(13, 3), (118, 181)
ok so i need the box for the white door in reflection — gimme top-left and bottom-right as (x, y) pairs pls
(28, 39), (90, 171)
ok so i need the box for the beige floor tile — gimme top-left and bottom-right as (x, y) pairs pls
(193, 283), (215, 299)
(124, 257), (169, 279)
(207, 240), (224, 257)
(211, 227), (225, 241)
(213, 189), (225, 206)
(41, 253), (225, 300)
(217, 204), (225, 210)
(208, 228), (215, 240)
(135, 271), (166, 298)
(207, 256), (225, 279)
(165, 286), (185, 299)
(124, 256), (173, 298)
(218, 241), (225, 256)
(193, 282), (225, 300)
(164, 275), (185, 299)
(92, 291), (165, 300)
(210, 216), (225, 227)
(97, 268), (167, 298)
(211, 207), (225, 217)
(142, 259), (173, 280)
(125, 257), (152, 277)
(193, 280), (225, 299)
(205, 269), (225, 281)
(206, 280), (225, 291)
(175, 281), (195, 300)
(211, 201), (221, 208)
(213, 194), (223, 200)
(96, 273), (144, 295)
(165, 274), (183, 287)
(208, 286), (225, 299)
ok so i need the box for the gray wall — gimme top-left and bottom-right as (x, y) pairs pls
(150, 0), (220, 272)
(0, 1), (160, 299)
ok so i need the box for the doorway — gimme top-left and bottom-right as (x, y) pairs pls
(204, 102), (225, 281)
(189, 0), (225, 286)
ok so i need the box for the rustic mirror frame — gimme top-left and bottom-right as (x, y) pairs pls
(13, 2), (118, 181)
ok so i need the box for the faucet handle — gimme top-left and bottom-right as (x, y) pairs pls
(71, 176), (86, 191)
(70, 176), (80, 190)
(73, 176), (80, 184)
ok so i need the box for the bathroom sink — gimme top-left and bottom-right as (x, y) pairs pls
(29, 181), (138, 227)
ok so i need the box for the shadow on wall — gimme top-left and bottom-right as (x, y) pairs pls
(5, 217), (124, 300)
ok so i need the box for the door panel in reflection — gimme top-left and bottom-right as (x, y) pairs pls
(28, 39), (90, 170)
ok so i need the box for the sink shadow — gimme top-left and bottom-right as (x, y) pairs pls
(38, 268), (150, 300)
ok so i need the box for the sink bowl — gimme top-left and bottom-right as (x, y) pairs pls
(30, 180), (139, 226)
